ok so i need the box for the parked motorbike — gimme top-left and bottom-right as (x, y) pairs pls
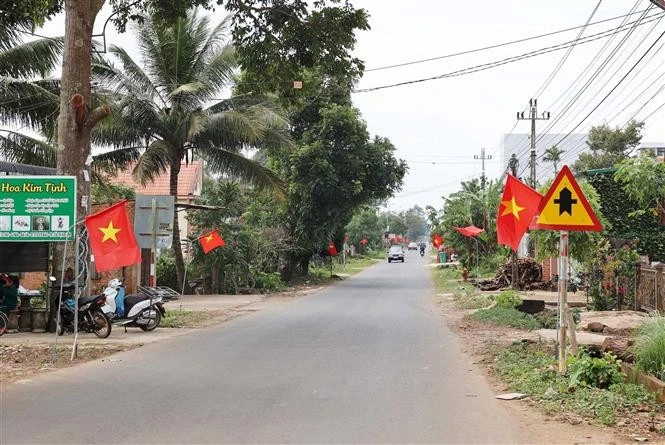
(54, 279), (112, 338)
(103, 278), (165, 331)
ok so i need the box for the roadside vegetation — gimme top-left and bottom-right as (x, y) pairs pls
(490, 342), (659, 428)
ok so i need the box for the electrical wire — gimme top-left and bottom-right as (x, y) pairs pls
(365, 7), (652, 72)
(532, 0), (602, 99)
(512, 3), (652, 170)
(354, 12), (664, 94)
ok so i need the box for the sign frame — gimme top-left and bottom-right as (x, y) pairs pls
(535, 165), (602, 232)
(0, 175), (77, 242)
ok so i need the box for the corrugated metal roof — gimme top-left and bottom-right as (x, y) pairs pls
(0, 161), (56, 175)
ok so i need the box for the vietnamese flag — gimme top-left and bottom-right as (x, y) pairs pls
(327, 241), (338, 256)
(85, 200), (141, 272)
(431, 234), (444, 248)
(497, 174), (542, 252)
(198, 229), (225, 254)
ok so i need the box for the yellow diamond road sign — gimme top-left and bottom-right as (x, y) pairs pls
(535, 165), (602, 232)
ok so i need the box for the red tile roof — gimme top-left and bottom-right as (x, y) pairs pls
(110, 161), (203, 198)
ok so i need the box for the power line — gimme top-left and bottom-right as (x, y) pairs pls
(354, 12), (664, 93)
(532, 0), (602, 99)
(365, 7), (652, 72)
(547, 30), (665, 155)
(513, 3), (652, 167)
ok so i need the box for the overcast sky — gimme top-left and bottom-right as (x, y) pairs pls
(37, 0), (665, 213)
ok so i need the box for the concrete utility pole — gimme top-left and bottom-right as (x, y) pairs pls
(517, 98), (550, 188)
(474, 147), (492, 189)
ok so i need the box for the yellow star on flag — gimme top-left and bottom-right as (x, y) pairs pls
(205, 234), (214, 243)
(501, 197), (525, 220)
(99, 220), (122, 243)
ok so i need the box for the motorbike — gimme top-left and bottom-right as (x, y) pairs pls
(420, 248), (425, 257)
(54, 279), (112, 338)
(103, 278), (165, 331)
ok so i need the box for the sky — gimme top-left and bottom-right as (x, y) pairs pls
(35, 0), (665, 213)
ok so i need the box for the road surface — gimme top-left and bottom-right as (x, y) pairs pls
(2, 251), (524, 443)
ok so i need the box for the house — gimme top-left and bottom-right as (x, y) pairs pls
(109, 160), (204, 247)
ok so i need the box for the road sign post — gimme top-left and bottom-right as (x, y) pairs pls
(535, 165), (601, 373)
(134, 195), (175, 287)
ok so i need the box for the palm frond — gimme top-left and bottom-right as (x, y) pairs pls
(197, 145), (286, 198)
(0, 77), (60, 132)
(191, 16), (233, 76)
(91, 146), (143, 175)
(0, 37), (63, 78)
(0, 131), (56, 167)
(104, 45), (166, 106)
(134, 139), (177, 185)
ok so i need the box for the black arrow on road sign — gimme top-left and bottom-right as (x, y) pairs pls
(553, 187), (577, 215)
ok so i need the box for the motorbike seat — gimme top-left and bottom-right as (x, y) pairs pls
(123, 294), (150, 317)
(78, 294), (104, 306)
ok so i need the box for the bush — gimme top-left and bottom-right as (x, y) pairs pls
(255, 272), (284, 291)
(469, 306), (541, 330)
(568, 351), (625, 389)
(495, 289), (522, 308)
(533, 309), (558, 329)
(156, 253), (179, 291)
(634, 316), (665, 381)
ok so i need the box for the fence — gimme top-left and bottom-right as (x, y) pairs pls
(636, 265), (665, 312)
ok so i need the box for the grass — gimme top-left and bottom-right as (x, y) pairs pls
(431, 266), (473, 293)
(634, 316), (665, 381)
(469, 306), (542, 330)
(490, 342), (657, 426)
(161, 310), (211, 328)
(452, 287), (495, 310)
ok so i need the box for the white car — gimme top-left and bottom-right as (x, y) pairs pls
(388, 245), (405, 263)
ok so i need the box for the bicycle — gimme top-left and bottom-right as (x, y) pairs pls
(0, 311), (9, 336)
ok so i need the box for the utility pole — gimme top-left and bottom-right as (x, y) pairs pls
(508, 154), (519, 288)
(517, 98), (550, 188)
(474, 147), (492, 189)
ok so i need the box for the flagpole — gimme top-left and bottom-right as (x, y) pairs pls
(558, 230), (569, 373)
(51, 228), (70, 363)
(180, 240), (192, 312)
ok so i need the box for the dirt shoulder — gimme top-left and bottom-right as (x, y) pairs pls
(433, 289), (657, 444)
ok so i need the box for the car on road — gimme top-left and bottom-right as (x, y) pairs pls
(388, 245), (405, 263)
(407, 242), (418, 250)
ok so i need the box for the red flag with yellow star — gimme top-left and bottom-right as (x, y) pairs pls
(198, 229), (225, 254)
(497, 174), (542, 252)
(85, 200), (141, 272)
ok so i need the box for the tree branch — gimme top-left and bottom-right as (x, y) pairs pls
(86, 104), (112, 129)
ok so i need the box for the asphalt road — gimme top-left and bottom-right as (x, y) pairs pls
(1, 251), (524, 444)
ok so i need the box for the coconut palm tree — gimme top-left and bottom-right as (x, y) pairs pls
(91, 10), (292, 290)
(0, 29), (62, 165)
(543, 145), (565, 176)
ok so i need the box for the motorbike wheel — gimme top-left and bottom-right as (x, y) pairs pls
(91, 309), (112, 338)
(140, 308), (162, 331)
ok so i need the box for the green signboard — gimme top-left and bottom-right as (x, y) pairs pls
(0, 176), (77, 242)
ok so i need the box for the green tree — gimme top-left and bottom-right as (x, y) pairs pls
(345, 206), (382, 250)
(435, 177), (503, 268)
(400, 206), (428, 241)
(2, 0), (368, 285)
(572, 120), (644, 173)
(0, 30), (61, 164)
(615, 152), (665, 218)
(92, 11), (292, 290)
(282, 103), (406, 275)
(543, 145), (565, 175)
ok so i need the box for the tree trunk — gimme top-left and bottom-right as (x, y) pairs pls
(50, 0), (109, 330)
(169, 160), (186, 292)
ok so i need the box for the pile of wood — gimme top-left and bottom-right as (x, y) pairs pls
(476, 258), (544, 291)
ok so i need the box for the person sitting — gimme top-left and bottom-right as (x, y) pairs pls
(0, 274), (19, 315)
